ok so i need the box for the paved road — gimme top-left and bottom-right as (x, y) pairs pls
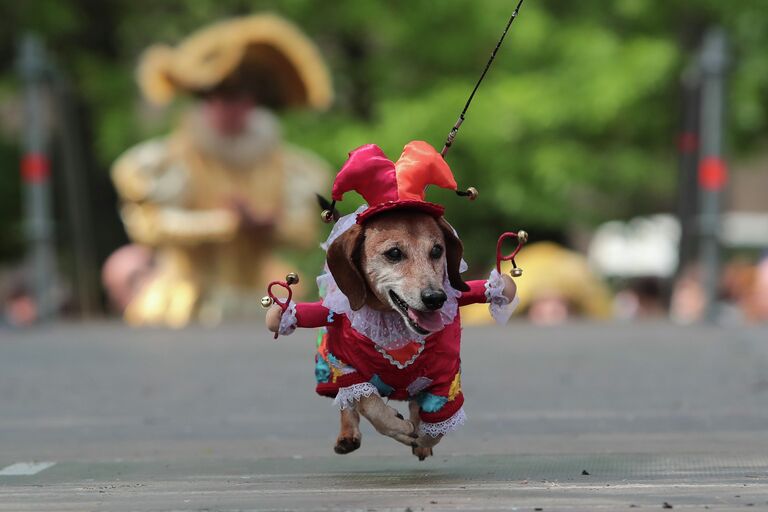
(1, 322), (767, 510)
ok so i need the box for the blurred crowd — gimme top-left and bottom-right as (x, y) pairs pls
(670, 257), (768, 325)
(6, 238), (768, 328)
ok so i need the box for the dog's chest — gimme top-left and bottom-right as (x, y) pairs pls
(374, 340), (425, 369)
(328, 316), (462, 374)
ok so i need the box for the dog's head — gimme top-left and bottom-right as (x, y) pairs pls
(327, 209), (469, 336)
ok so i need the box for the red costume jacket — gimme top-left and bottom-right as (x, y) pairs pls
(289, 279), (490, 425)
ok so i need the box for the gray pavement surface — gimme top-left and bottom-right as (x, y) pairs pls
(1, 322), (768, 510)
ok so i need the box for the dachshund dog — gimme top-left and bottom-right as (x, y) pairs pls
(267, 209), (517, 459)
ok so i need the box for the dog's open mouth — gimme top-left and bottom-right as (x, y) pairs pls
(389, 290), (443, 335)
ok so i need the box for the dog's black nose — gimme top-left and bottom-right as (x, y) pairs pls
(421, 289), (447, 310)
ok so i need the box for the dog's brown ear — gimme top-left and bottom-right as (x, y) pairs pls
(436, 217), (470, 292)
(326, 223), (368, 310)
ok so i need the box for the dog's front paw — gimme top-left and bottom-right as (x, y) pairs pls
(410, 433), (443, 458)
(412, 445), (433, 461)
(390, 419), (419, 446)
(501, 273), (517, 302)
(265, 304), (283, 333)
(334, 434), (361, 454)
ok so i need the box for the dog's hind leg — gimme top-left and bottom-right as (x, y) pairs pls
(334, 408), (361, 454)
(408, 400), (440, 460)
(408, 400), (423, 436)
(356, 395), (418, 446)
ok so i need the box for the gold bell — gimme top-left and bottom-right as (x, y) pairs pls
(321, 209), (334, 223)
(261, 296), (274, 308)
(511, 267), (523, 277)
(286, 272), (300, 285)
(517, 230), (528, 244)
(466, 187), (479, 201)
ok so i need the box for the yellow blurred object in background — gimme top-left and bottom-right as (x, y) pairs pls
(137, 14), (333, 109)
(462, 242), (613, 325)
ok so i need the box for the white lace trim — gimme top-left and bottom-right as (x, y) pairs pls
(484, 269), (519, 325)
(334, 382), (379, 410)
(419, 407), (467, 437)
(277, 301), (298, 336)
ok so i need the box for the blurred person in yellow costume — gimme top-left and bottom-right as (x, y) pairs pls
(110, 14), (332, 327)
(462, 242), (612, 325)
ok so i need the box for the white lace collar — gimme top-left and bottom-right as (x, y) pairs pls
(317, 269), (460, 350)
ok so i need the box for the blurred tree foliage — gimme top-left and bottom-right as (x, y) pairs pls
(1, 0), (768, 268)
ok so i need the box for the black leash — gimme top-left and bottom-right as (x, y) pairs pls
(319, 1), (526, 219)
(441, 0), (526, 159)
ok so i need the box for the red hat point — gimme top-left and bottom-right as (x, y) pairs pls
(331, 141), (458, 223)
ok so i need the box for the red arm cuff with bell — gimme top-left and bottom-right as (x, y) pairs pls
(458, 280), (489, 307)
(295, 301), (334, 328)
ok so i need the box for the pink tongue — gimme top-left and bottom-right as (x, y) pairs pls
(407, 309), (444, 332)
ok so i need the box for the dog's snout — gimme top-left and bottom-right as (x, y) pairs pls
(421, 289), (447, 311)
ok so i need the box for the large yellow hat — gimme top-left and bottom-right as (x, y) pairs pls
(137, 13), (333, 109)
(461, 241), (613, 324)
(508, 242), (612, 319)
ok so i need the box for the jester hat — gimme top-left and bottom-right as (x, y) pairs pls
(138, 14), (332, 110)
(331, 141), (471, 224)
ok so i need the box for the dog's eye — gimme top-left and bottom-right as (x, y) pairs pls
(430, 244), (444, 259)
(384, 247), (403, 262)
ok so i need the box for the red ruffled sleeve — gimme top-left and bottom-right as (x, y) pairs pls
(295, 301), (334, 328)
(457, 279), (488, 307)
